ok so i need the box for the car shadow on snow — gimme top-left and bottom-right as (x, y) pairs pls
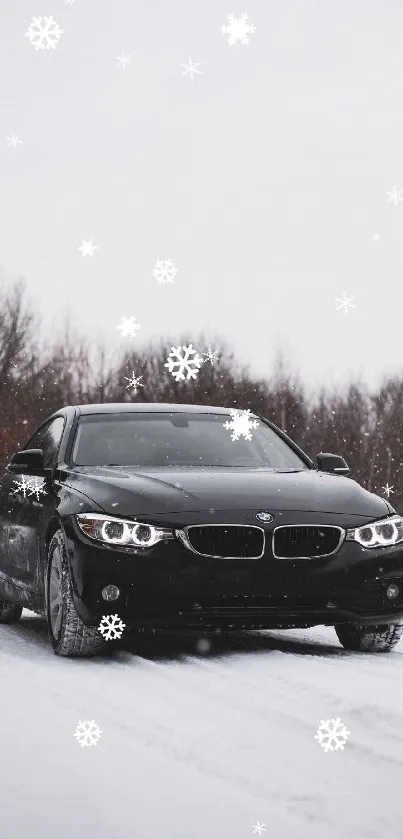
(1, 612), (50, 656)
(5, 611), (349, 662)
(122, 627), (349, 662)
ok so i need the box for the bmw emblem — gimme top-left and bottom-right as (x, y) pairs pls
(256, 511), (274, 523)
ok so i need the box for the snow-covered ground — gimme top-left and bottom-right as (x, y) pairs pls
(2, 612), (403, 839)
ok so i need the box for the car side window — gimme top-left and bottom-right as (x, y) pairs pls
(24, 420), (54, 451)
(23, 417), (65, 468)
(40, 417), (65, 468)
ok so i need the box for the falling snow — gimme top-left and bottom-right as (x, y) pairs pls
(223, 409), (259, 442)
(221, 14), (256, 46)
(196, 638), (211, 655)
(12, 477), (34, 499)
(27, 478), (47, 501)
(314, 718), (350, 752)
(12, 477), (46, 500)
(335, 291), (355, 315)
(164, 344), (204, 381)
(74, 720), (103, 748)
(153, 259), (178, 284)
(97, 614), (126, 641)
(78, 239), (98, 257)
(181, 57), (202, 81)
(386, 185), (403, 205)
(116, 54), (131, 69)
(124, 371), (143, 393)
(25, 16), (63, 51)
(6, 134), (22, 148)
(203, 348), (220, 365)
(116, 315), (142, 338)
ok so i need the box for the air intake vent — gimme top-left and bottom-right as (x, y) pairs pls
(273, 525), (343, 558)
(181, 524), (265, 559)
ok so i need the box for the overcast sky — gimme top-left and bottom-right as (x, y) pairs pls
(1, 0), (403, 391)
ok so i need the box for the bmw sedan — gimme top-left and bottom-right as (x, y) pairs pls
(0, 402), (402, 658)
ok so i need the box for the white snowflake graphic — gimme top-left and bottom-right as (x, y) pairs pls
(27, 478), (47, 501)
(74, 720), (102, 747)
(124, 371), (143, 393)
(153, 259), (178, 284)
(78, 239), (98, 257)
(65, 0), (76, 5)
(387, 185), (403, 206)
(116, 53), (131, 69)
(12, 476), (46, 500)
(221, 14), (256, 46)
(223, 408), (259, 441)
(181, 57), (202, 81)
(372, 233), (381, 241)
(164, 344), (204, 381)
(314, 718), (350, 752)
(12, 477), (34, 499)
(97, 614), (126, 641)
(25, 16), (63, 51)
(116, 315), (142, 338)
(382, 482), (394, 497)
(252, 823), (266, 836)
(7, 134), (22, 148)
(203, 347), (220, 365)
(335, 290), (355, 315)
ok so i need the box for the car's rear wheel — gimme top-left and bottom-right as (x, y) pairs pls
(46, 530), (107, 657)
(335, 622), (403, 652)
(0, 600), (23, 623)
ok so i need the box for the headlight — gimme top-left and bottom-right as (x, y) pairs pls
(346, 514), (403, 549)
(76, 513), (174, 549)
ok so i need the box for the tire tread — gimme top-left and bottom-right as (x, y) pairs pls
(47, 530), (106, 657)
(335, 622), (403, 652)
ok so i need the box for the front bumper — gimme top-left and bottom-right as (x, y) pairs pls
(63, 513), (403, 630)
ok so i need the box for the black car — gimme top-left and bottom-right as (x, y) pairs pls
(0, 402), (402, 658)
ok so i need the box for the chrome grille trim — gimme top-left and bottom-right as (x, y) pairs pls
(272, 524), (345, 559)
(175, 523), (265, 559)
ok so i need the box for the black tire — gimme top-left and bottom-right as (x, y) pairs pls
(0, 600), (23, 623)
(46, 530), (107, 658)
(335, 622), (403, 653)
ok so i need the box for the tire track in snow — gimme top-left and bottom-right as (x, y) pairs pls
(2, 618), (403, 839)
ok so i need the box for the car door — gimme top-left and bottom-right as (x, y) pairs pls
(0, 416), (65, 597)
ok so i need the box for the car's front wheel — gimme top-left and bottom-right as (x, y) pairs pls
(0, 600), (23, 623)
(335, 622), (403, 652)
(46, 530), (106, 657)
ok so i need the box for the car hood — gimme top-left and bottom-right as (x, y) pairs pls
(65, 466), (389, 517)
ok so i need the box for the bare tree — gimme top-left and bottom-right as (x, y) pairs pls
(0, 277), (401, 512)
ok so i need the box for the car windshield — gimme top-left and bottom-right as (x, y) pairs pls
(70, 412), (309, 471)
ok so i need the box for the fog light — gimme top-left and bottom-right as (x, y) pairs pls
(102, 584), (120, 601)
(386, 584), (400, 601)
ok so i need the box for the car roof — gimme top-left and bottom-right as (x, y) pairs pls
(56, 403), (245, 417)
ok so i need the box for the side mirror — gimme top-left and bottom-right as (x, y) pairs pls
(7, 448), (49, 477)
(316, 452), (350, 475)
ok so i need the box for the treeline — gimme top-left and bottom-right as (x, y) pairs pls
(0, 280), (400, 511)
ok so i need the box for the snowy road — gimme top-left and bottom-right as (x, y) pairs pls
(1, 612), (403, 839)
